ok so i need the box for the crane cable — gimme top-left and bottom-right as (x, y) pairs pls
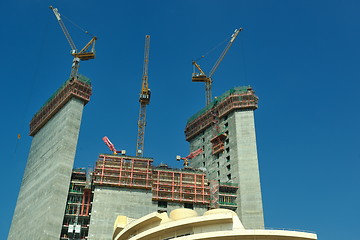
(239, 35), (249, 85)
(192, 35), (231, 76)
(194, 35), (231, 63)
(61, 14), (95, 38)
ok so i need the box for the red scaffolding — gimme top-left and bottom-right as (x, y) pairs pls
(152, 168), (210, 204)
(93, 154), (153, 189)
(30, 78), (92, 136)
(185, 87), (258, 141)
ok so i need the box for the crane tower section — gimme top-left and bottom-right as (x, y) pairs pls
(192, 28), (242, 105)
(49, 6), (97, 79)
(136, 35), (151, 157)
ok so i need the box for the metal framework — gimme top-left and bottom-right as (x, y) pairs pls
(29, 78), (92, 136)
(49, 6), (97, 79)
(93, 154), (153, 189)
(176, 148), (203, 166)
(152, 167), (210, 204)
(209, 180), (219, 209)
(136, 35), (151, 157)
(185, 87), (258, 142)
(192, 28), (242, 105)
(60, 169), (92, 240)
(93, 154), (211, 205)
(218, 183), (238, 211)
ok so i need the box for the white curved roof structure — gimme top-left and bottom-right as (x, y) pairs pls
(113, 208), (317, 240)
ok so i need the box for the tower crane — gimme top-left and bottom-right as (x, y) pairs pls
(192, 28), (242, 105)
(136, 35), (151, 157)
(49, 6), (97, 79)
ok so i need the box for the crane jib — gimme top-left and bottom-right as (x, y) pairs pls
(49, 5), (97, 79)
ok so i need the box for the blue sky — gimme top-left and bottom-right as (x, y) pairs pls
(1, 0), (359, 239)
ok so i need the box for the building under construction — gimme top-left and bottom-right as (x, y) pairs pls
(9, 7), (265, 237)
(60, 168), (92, 239)
(185, 86), (264, 229)
(8, 81), (264, 240)
(87, 154), (211, 239)
(8, 76), (92, 240)
(59, 153), (243, 240)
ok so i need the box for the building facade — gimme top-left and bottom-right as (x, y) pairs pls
(8, 77), (92, 240)
(9, 84), (268, 239)
(60, 168), (92, 239)
(185, 86), (264, 229)
(87, 154), (210, 240)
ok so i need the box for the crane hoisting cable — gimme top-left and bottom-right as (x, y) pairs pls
(192, 28), (242, 105)
(136, 35), (151, 157)
(49, 6), (97, 79)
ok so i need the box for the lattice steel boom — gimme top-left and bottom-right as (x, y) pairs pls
(192, 28), (242, 105)
(49, 6), (97, 79)
(136, 35), (151, 157)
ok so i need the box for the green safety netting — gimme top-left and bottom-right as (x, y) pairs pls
(33, 75), (91, 117)
(187, 86), (251, 124)
(219, 182), (238, 187)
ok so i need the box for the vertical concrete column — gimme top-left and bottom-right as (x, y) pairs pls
(8, 98), (85, 240)
(233, 110), (264, 229)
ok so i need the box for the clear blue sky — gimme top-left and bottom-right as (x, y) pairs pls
(1, 0), (359, 239)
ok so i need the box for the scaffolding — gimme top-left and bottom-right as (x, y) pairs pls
(209, 180), (219, 209)
(61, 168), (92, 240)
(30, 77), (92, 136)
(210, 133), (227, 155)
(152, 167), (210, 204)
(93, 154), (153, 189)
(218, 182), (238, 211)
(185, 86), (258, 141)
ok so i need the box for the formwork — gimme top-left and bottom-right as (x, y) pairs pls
(89, 155), (210, 240)
(61, 168), (92, 240)
(30, 76), (92, 136)
(93, 154), (153, 189)
(93, 154), (210, 205)
(218, 182), (238, 211)
(152, 166), (210, 204)
(185, 86), (258, 141)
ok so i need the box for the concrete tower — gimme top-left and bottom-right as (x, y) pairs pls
(8, 77), (92, 240)
(185, 86), (264, 229)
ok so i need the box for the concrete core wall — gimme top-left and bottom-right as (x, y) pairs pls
(88, 186), (208, 240)
(8, 97), (85, 240)
(233, 110), (264, 229)
(188, 109), (264, 229)
(88, 187), (157, 240)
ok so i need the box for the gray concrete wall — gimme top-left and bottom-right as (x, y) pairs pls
(188, 109), (264, 229)
(233, 110), (264, 229)
(88, 187), (157, 240)
(8, 97), (85, 240)
(88, 186), (208, 240)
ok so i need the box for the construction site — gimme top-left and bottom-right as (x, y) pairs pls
(9, 6), (265, 240)
(59, 153), (244, 239)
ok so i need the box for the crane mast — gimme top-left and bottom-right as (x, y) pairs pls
(192, 28), (242, 105)
(136, 35), (151, 157)
(49, 6), (97, 79)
